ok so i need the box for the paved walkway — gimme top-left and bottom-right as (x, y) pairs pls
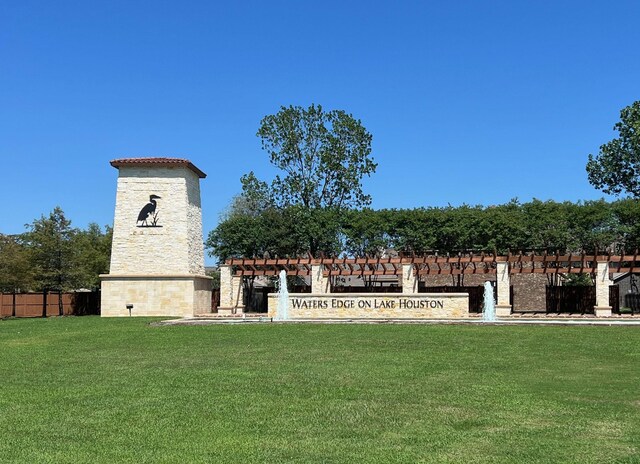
(156, 314), (640, 326)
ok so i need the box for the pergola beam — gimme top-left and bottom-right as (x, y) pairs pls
(225, 253), (640, 277)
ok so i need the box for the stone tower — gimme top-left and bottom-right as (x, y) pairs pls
(100, 158), (212, 317)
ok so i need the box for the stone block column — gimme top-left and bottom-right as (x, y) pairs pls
(402, 264), (418, 294)
(495, 261), (512, 316)
(311, 264), (329, 294)
(594, 261), (612, 317)
(218, 264), (244, 315)
(232, 275), (245, 314)
(100, 157), (212, 317)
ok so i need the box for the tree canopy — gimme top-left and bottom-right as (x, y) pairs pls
(207, 206), (344, 260)
(207, 198), (640, 263)
(250, 104), (377, 209)
(0, 234), (34, 293)
(0, 207), (112, 297)
(587, 100), (640, 197)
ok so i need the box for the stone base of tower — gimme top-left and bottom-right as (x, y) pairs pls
(100, 274), (212, 317)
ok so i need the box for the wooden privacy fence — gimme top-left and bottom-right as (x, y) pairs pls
(211, 289), (220, 312)
(545, 286), (620, 314)
(245, 286), (310, 313)
(623, 293), (640, 314)
(4, 291), (223, 316)
(0, 292), (100, 317)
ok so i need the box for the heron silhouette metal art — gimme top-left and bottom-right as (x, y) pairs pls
(137, 194), (162, 227)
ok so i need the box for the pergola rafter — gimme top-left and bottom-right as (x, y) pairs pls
(225, 251), (640, 277)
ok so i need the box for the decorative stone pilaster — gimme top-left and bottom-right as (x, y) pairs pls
(219, 265), (233, 309)
(232, 275), (245, 314)
(311, 264), (329, 294)
(218, 264), (244, 315)
(495, 261), (512, 316)
(402, 264), (418, 294)
(594, 261), (612, 317)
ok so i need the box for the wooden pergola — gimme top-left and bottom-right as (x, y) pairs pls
(225, 251), (640, 277)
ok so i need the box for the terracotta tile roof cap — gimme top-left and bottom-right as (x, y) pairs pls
(110, 157), (206, 178)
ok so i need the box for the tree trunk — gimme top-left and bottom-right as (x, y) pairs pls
(58, 290), (63, 316)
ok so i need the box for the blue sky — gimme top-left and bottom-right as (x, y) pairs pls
(1, 1), (639, 263)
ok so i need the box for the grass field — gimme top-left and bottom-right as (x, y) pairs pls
(0, 317), (639, 463)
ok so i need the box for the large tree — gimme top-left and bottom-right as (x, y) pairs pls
(210, 104), (377, 259)
(252, 104), (377, 209)
(587, 101), (640, 197)
(25, 207), (79, 316)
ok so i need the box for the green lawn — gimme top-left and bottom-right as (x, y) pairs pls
(0, 317), (639, 463)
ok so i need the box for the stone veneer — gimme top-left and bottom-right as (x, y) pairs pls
(594, 261), (613, 317)
(267, 293), (469, 319)
(510, 274), (548, 312)
(101, 159), (211, 317)
(218, 265), (244, 315)
(101, 275), (212, 317)
(109, 165), (205, 275)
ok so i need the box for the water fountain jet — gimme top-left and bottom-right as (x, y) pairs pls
(274, 269), (289, 321)
(482, 281), (496, 322)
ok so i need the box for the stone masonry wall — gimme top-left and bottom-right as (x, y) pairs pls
(193, 276), (213, 314)
(110, 165), (205, 275)
(511, 273), (548, 311)
(423, 273), (548, 312)
(268, 293), (469, 319)
(101, 276), (198, 317)
(186, 171), (205, 275)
